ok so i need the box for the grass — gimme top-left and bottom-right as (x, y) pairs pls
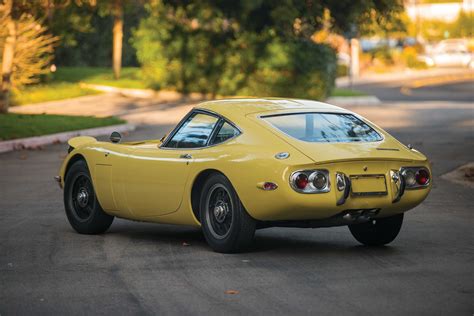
(0, 113), (125, 141)
(12, 66), (145, 106)
(12, 83), (100, 105)
(330, 88), (368, 97)
(52, 67), (146, 89)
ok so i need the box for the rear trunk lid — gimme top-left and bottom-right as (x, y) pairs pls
(283, 137), (426, 164)
(249, 110), (427, 164)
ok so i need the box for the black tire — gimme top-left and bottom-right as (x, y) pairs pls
(64, 159), (114, 234)
(349, 213), (404, 246)
(199, 173), (256, 253)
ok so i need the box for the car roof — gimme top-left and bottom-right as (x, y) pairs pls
(196, 98), (349, 121)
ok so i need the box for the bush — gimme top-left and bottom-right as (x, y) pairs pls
(132, 2), (337, 100)
(242, 40), (336, 100)
(401, 47), (428, 69)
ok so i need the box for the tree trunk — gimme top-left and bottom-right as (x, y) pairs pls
(112, 0), (123, 80)
(0, 19), (17, 114)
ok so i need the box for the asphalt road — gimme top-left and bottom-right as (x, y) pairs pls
(352, 71), (473, 103)
(1, 81), (473, 315)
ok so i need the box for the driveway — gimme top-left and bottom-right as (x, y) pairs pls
(1, 83), (473, 314)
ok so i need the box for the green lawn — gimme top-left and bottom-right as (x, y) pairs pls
(52, 67), (146, 89)
(12, 66), (145, 106)
(12, 83), (100, 106)
(0, 113), (125, 141)
(330, 88), (368, 97)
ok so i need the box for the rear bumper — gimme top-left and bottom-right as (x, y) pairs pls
(243, 160), (431, 222)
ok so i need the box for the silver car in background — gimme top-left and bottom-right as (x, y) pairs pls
(419, 39), (473, 68)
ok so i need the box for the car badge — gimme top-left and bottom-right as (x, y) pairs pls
(275, 152), (290, 160)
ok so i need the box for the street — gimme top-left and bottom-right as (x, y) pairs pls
(1, 77), (473, 315)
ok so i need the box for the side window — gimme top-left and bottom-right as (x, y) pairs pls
(166, 113), (219, 148)
(211, 122), (240, 145)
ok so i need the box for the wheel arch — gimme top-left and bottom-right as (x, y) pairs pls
(64, 153), (87, 180)
(190, 169), (226, 223)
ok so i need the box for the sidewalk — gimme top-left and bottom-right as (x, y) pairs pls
(9, 92), (203, 125)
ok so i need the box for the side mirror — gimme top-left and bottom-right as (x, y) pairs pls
(110, 131), (122, 143)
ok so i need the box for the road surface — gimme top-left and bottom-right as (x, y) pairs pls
(1, 80), (473, 315)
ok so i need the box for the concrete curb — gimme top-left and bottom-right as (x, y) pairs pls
(0, 123), (135, 153)
(326, 96), (381, 107)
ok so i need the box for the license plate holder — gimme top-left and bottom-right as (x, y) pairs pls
(350, 174), (387, 196)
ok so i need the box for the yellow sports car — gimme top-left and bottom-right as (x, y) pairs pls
(56, 98), (431, 253)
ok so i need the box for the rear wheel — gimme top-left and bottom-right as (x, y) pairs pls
(200, 173), (256, 253)
(349, 213), (403, 246)
(64, 160), (114, 234)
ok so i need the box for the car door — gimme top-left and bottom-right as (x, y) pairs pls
(125, 111), (220, 217)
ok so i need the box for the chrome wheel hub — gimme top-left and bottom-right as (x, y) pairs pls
(76, 188), (89, 208)
(205, 184), (233, 240)
(213, 201), (229, 223)
(71, 174), (94, 222)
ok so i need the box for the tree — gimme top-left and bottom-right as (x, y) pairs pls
(0, 0), (58, 113)
(0, 0), (15, 113)
(112, 0), (123, 79)
(133, 0), (401, 99)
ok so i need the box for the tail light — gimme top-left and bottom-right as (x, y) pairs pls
(401, 167), (430, 189)
(290, 170), (330, 193)
(415, 169), (430, 186)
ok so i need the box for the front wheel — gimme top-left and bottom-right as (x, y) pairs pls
(64, 160), (114, 234)
(349, 213), (404, 246)
(200, 173), (256, 253)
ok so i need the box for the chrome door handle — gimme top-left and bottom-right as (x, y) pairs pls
(180, 154), (192, 159)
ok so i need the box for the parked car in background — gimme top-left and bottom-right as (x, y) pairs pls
(419, 39), (474, 68)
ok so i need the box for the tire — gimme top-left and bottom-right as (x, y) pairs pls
(348, 213), (404, 246)
(64, 159), (114, 234)
(199, 173), (256, 253)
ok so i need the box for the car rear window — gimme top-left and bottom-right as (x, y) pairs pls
(262, 113), (383, 143)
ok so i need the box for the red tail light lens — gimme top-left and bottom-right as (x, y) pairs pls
(401, 167), (430, 189)
(295, 173), (309, 189)
(415, 169), (430, 185)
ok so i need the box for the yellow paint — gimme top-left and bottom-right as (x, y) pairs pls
(58, 98), (431, 226)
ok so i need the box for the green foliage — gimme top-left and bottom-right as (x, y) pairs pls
(451, 11), (473, 38)
(417, 11), (473, 41)
(11, 82), (99, 105)
(11, 66), (145, 105)
(133, 0), (355, 99)
(0, 113), (124, 140)
(401, 47), (428, 69)
(51, 66), (145, 88)
(0, 12), (58, 88)
(330, 88), (368, 97)
(243, 39), (336, 99)
(50, 1), (144, 67)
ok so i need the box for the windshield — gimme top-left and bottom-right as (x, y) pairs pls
(262, 113), (383, 143)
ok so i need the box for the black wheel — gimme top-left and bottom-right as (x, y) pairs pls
(64, 160), (114, 234)
(349, 213), (404, 246)
(200, 173), (256, 253)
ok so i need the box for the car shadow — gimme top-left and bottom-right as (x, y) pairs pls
(105, 221), (400, 256)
